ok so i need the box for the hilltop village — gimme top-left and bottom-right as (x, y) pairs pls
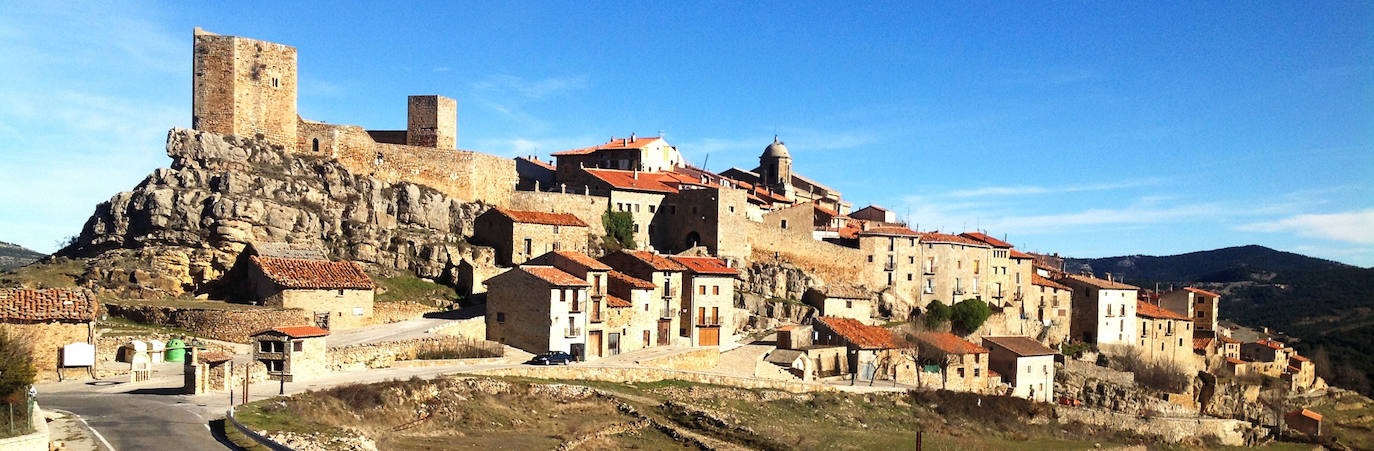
(1, 28), (1358, 449)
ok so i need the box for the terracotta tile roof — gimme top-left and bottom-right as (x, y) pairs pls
(1290, 355), (1310, 363)
(545, 251), (611, 271)
(582, 168), (697, 193)
(917, 232), (989, 246)
(520, 266), (591, 287)
(605, 295), (632, 308)
(1032, 274), (1070, 291)
(516, 155), (556, 171)
(1257, 339), (1286, 349)
(199, 352), (234, 364)
(255, 325), (330, 338)
(250, 256), (376, 290)
(0, 288), (98, 322)
(1226, 357), (1246, 365)
(988, 369), (1002, 380)
(1287, 365), (1302, 373)
(608, 270), (656, 289)
(917, 332), (988, 354)
(816, 317), (902, 349)
(814, 204), (839, 218)
(668, 256), (739, 276)
(552, 136), (665, 156)
(859, 226), (921, 237)
(1009, 249), (1034, 259)
(1286, 409), (1322, 422)
(1061, 274), (1138, 291)
(1183, 287), (1221, 298)
(959, 232), (1013, 248)
(1219, 335), (1241, 344)
(617, 250), (688, 272)
(982, 336), (1055, 356)
(1193, 337), (1214, 351)
(1136, 301), (1192, 321)
(777, 325), (797, 332)
(492, 207), (588, 227)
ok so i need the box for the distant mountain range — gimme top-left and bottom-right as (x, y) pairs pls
(0, 241), (44, 271)
(1067, 245), (1374, 394)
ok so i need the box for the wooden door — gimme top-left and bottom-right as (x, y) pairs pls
(698, 326), (720, 346)
(657, 320), (671, 345)
(588, 331), (602, 358)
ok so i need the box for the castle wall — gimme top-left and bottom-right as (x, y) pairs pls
(192, 29), (297, 148)
(744, 221), (867, 288)
(509, 191), (609, 235)
(407, 95), (457, 149)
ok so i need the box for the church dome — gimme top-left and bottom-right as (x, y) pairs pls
(762, 136), (790, 159)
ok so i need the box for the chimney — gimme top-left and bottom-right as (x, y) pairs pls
(630, 132), (636, 141)
(622, 138), (628, 146)
(1105, 272), (1113, 282)
(633, 170), (639, 180)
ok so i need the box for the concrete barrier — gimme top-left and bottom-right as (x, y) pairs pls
(226, 406), (294, 451)
(0, 403), (49, 451)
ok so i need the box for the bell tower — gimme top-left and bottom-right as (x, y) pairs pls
(758, 135), (793, 198)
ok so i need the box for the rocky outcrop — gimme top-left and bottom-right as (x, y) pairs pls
(739, 261), (820, 301)
(57, 129), (498, 297)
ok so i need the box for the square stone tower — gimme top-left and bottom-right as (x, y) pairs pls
(407, 95), (457, 149)
(192, 28), (298, 148)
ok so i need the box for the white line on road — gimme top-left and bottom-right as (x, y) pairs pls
(62, 410), (117, 451)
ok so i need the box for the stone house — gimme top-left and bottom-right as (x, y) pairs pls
(1240, 339), (1295, 377)
(251, 325), (329, 382)
(0, 288), (99, 381)
(1284, 409), (1322, 437)
(857, 226), (924, 300)
(959, 232), (1017, 308)
(607, 270), (661, 352)
(552, 135), (685, 185)
(802, 285), (875, 324)
(473, 207), (590, 266)
(1030, 274), (1073, 346)
(515, 155), (556, 191)
(184, 349), (234, 394)
(484, 265), (590, 358)
(1287, 354), (1316, 391)
(246, 255), (376, 330)
(914, 332), (990, 392)
(770, 324), (852, 381)
(600, 250), (688, 346)
(1058, 274), (1139, 348)
(1219, 334), (1242, 359)
(1135, 301), (1196, 371)
(669, 255), (739, 347)
(525, 251), (615, 359)
(813, 316), (913, 381)
(1160, 287), (1221, 332)
(1009, 250), (1035, 303)
(982, 336), (1057, 402)
(912, 232), (993, 310)
(660, 184), (751, 258)
(849, 205), (897, 224)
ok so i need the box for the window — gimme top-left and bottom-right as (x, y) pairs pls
(649, 205), (656, 213)
(311, 138), (320, 153)
(523, 238), (532, 256)
(634, 224), (640, 233)
(867, 255), (874, 263)
(699, 285), (706, 295)
(293, 341), (303, 352)
(907, 273), (913, 281)
(552, 225), (560, 234)
(780, 219), (789, 229)
(263, 359), (283, 372)
(924, 279), (933, 294)
(974, 368), (980, 377)
(698, 307), (706, 325)
(552, 242), (561, 251)
(497, 312), (506, 323)
(846, 300), (853, 308)
(957, 368), (965, 378)
(728, 206), (735, 213)
(336, 289), (344, 296)
(272, 77), (279, 87)
(635, 204), (640, 212)
(560, 290), (567, 303)
(713, 286), (719, 295)
(908, 256), (915, 264)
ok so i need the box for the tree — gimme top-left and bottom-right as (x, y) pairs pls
(949, 298), (992, 334)
(924, 300), (950, 328)
(601, 210), (637, 251)
(0, 328), (36, 400)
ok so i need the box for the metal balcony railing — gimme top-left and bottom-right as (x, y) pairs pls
(884, 262), (896, 271)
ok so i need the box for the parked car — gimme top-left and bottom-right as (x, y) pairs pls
(529, 351), (575, 365)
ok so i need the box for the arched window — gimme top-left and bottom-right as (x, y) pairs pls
(312, 138), (320, 153)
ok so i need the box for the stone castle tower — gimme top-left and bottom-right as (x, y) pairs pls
(406, 95), (457, 149)
(758, 136), (793, 198)
(192, 27), (298, 148)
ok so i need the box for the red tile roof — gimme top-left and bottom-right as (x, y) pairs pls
(959, 232), (1013, 248)
(1184, 287), (1221, 298)
(0, 289), (98, 322)
(250, 257), (376, 290)
(1286, 409), (1322, 422)
(917, 232), (989, 246)
(552, 136), (665, 156)
(1226, 357), (1246, 365)
(1287, 365), (1302, 373)
(1061, 274), (1138, 291)
(605, 295), (632, 308)
(1009, 249), (1034, 259)
(608, 270), (656, 289)
(255, 325), (331, 338)
(1032, 274), (1070, 291)
(551, 251), (611, 271)
(1257, 339), (1286, 349)
(816, 317), (902, 349)
(1193, 337), (1214, 351)
(917, 332), (988, 354)
(1219, 335), (1241, 344)
(668, 256), (739, 276)
(521, 266), (591, 287)
(617, 250), (688, 272)
(516, 156), (556, 171)
(859, 226), (921, 237)
(582, 168), (697, 193)
(492, 207), (588, 227)
(1290, 355), (1310, 363)
(1136, 301), (1192, 321)
(814, 204), (839, 218)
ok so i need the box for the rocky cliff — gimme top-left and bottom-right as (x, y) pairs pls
(56, 128), (498, 297)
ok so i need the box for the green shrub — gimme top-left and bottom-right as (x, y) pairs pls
(601, 210), (637, 251)
(924, 300), (950, 328)
(949, 298), (992, 333)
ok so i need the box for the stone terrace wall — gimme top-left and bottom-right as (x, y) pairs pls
(471, 365), (836, 393)
(327, 335), (503, 371)
(369, 301), (436, 325)
(1054, 406), (1257, 446)
(509, 191), (609, 232)
(634, 348), (720, 371)
(744, 221), (866, 287)
(104, 303), (308, 343)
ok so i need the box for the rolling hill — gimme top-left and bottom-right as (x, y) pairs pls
(0, 240), (44, 271)
(1066, 245), (1374, 394)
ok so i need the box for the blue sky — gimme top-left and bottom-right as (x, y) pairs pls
(1, 1), (1371, 266)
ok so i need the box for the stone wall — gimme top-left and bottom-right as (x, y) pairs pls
(470, 365), (836, 393)
(370, 301), (436, 325)
(635, 348), (720, 371)
(192, 29), (297, 148)
(1054, 406), (1258, 446)
(509, 191), (608, 234)
(327, 335), (504, 371)
(0, 322), (93, 382)
(744, 222), (866, 288)
(103, 303), (309, 343)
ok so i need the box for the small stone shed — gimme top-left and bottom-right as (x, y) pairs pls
(0, 288), (99, 381)
(246, 255), (376, 330)
(251, 325), (330, 382)
(1284, 409), (1322, 437)
(802, 285), (874, 324)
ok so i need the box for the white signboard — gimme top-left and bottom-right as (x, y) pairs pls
(62, 342), (95, 367)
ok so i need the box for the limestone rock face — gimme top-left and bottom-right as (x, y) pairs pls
(59, 128), (497, 297)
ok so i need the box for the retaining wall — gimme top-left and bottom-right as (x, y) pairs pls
(103, 303), (308, 343)
(470, 365), (836, 393)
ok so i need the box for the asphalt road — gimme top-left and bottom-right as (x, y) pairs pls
(40, 381), (234, 450)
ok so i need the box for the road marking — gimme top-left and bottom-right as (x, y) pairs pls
(67, 411), (117, 451)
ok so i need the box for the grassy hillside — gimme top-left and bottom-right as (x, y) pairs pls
(1066, 246), (1374, 394)
(0, 240), (45, 271)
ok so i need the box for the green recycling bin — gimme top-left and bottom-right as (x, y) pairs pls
(165, 338), (186, 362)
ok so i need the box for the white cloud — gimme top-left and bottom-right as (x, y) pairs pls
(470, 74), (588, 101)
(469, 135), (600, 158)
(1237, 209), (1374, 245)
(942, 178), (1165, 199)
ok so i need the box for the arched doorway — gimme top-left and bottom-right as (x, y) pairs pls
(683, 231), (702, 250)
(311, 138), (320, 152)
